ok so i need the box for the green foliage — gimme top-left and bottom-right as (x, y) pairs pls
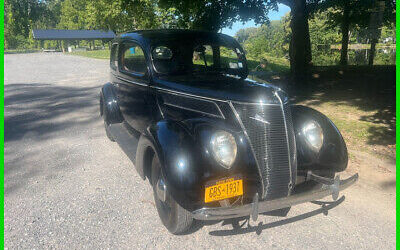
(237, 9), (396, 67)
(158, 0), (275, 31)
(240, 15), (291, 61)
(4, 0), (185, 49)
(4, 0), (64, 49)
(308, 10), (341, 65)
(58, 0), (166, 32)
(4, 0), (397, 69)
(318, 0), (396, 29)
(238, 14), (291, 62)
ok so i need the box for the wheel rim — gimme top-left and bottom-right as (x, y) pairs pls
(156, 175), (167, 202)
(155, 170), (172, 216)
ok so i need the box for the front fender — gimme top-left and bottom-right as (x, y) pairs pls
(100, 82), (123, 124)
(291, 105), (348, 173)
(147, 120), (203, 211)
(145, 118), (260, 211)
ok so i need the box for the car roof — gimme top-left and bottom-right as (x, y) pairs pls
(116, 29), (236, 45)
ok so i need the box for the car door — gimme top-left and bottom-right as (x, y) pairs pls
(115, 40), (155, 133)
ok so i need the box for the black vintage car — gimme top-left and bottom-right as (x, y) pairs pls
(100, 29), (358, 234)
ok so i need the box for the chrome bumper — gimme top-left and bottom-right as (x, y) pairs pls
(192, 173), (358, 221)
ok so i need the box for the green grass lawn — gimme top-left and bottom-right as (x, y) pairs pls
(69, 49), (110, 59)
(292, 66), (395, 162)
(5, 48), (42, 54)
(247, 54), (290, 74)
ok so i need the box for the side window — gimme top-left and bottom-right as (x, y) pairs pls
(220, 46), (244, 69)
(120, 43), (147, 75)
(110, 43), (118, 70)
(193, 45), (214, 67)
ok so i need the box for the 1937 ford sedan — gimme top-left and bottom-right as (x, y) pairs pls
(100, 30), (358, 234)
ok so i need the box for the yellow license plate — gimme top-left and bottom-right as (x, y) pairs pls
(205, 178), (243, 203)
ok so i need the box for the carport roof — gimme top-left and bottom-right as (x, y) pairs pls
(32, 29), (116, 40)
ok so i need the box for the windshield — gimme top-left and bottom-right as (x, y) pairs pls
(151, 38), (247, 77)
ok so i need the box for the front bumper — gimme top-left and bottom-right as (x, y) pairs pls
(192, 173), (358, 221)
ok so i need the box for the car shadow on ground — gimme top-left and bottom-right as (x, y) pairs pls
(4, 83), (101, 143)
(4, 82), (104, 196)
(201, 196), (346, 236)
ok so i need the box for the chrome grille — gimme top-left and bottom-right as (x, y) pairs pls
(232, 102), (296, 200)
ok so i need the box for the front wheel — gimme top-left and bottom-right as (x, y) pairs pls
(151, 155), (193, 234)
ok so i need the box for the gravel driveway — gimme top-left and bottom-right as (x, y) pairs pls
(4, 53), (396, 249)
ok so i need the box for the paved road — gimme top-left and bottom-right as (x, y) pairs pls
(4, 53), (396, 249)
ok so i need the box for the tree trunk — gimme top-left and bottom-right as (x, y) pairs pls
(368, 1), (385, 66)
(289, 0), (311, 84)
(340, 1), (350, 66)
(369, 39), (377, 65)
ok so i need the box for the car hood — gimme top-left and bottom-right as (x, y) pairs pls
(153, 74), (283, 104)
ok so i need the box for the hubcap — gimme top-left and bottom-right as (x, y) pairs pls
(156, 175), (167, 202)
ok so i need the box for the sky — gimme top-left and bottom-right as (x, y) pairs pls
(221, 4), (291, 37)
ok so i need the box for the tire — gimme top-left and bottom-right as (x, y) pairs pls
(102, 102), (115, 142)
(151, 155), (193, 234)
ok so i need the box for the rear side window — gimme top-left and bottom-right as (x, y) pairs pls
(110, 44), (118, 70)
(193, 45), (214, 67)
(120, 43), (147, 75)
(220, 46), (244, 69)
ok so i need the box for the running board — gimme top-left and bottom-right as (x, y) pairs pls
(109, 123), (139, 165)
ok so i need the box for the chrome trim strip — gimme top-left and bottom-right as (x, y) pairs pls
(192, 173), (358, 221)
(163, 102), (225, 119)
(232, 101), (283, 106)
(228, 101), (265, 198)
(249, 115), (270, 125)
(114, 75), (149, 87)
(153, 86), (288, 105)
(154, 87), (228, 103)
(158, 88), (226, 119)
(274, 91), (293, 189)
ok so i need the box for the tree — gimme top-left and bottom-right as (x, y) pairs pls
(239, 18), (291, 59)
(60, 0), (180, 33)
(366, 0), (395, 65)
(4, 0), (63, 48)
(58, 0), (88, 30)
(318, 0), (395, 66)
(273, 0), (316, 83)
(308, 10), (341, 65)
(158, 0), (272, 31)
(158, 0), (315, 84)
(235, 27), (258, 44)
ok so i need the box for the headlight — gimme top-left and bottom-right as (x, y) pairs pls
(210, 131), (237, 169)
(302, 121), (324, 152)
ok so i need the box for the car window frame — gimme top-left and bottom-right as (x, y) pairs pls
(149, 41), (248, 78)
(118, 40), (149, 79)
(110, 43), (118, 71)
